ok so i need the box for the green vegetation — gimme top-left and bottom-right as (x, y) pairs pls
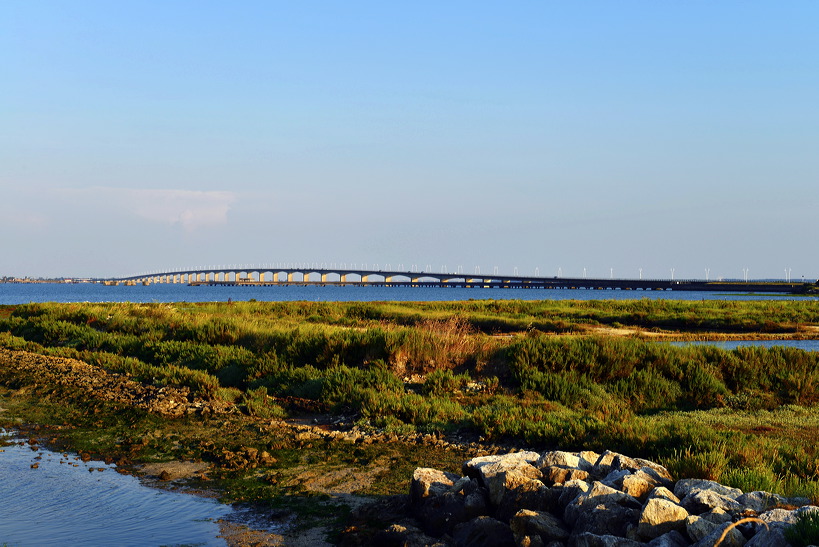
(785, 509), (819, 547)
(1, 299), (819, 503)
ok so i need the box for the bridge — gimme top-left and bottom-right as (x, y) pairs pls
(102, 267), (814, 294)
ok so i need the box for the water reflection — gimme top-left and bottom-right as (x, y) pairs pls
(0, 431), (230, 546)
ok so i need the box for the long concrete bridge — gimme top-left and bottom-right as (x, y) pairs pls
(102, 267), (813, 293)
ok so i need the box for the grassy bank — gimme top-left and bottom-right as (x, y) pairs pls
(1, 299), (818, 506)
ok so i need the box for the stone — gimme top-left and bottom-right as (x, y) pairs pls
(453, 516), (516, 547)
(463, 456), (543, 508)
(557, 479), (591, 509)
(646, 530), (689, 547)
(510, 509), (570, 543)
(735, 491), (784, 513)
(537, 451), (581, 471)
(600, 469), (631, 488)
(637, 497), (689, 540)
(463, 451), (541, 479)
(744, 527), (790, 547)
(543, 465), (590, 486)
(673, 479), (742, 500)
(693, 521), (747, 547)
(620, 474), (655, 501)
(759, 507), (799, 528)
(410, 467), (460, 502)
(685, 515), (719, 543)
(572, 502), (641, 538)
(646, 487), (680, 504)
(578, 451), (600, 472)
(700, 507), (732, 525)
(680, 489), (744, 514)
(418, 489), (489, 536)
(373, 523), (448, 547)
(564, 482), (642, 528)
(569, 532), (643, 547)
(494, 477), (552, 522)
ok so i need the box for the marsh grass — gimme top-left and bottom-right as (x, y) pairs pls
(2, 300), (819, 497)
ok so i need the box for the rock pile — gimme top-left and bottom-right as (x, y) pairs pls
(378, 449), (818, 547)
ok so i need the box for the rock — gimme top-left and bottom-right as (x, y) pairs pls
(744, 527), (790, 547)
(700, 507), (732, 525)
(453, 516), (515, 547)
(619, 475), (655, 501)
(693, 521), (747, 547)
(569, 532), (643, 546)
(637, 497), (689, 540)
(373, 523), (448, 547)
(494, 477), (552, 522)
(537, 451), (581, 470)
(158, 470), (171, 481)
(557, 479), (592, 509)
(572, 502), (641, 539)
(673, 479), (742, 501)
(735, 491), (785, 513)
(758, 507), (799, 528)
(646, 530), (689, 547)
(578, 451), (600, 472)
(463, 451), (541, 479)
(543, 466), (590, 486)
(685, 515), (718, 543)
(564, 482), (641, 527)
(646, 487), (680, 504)
(412, 474), (489, 536)
(601, 469), (631, 488)
(510, 509), (570, 543)
(411, 467), (460, 502)
(468, 458), (543, 508)
(680, 489), (744, 514)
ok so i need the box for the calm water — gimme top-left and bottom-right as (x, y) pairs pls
(668, 340), (819, 352)
(0, 282), (811, 304)
(0, 431), (231, 546)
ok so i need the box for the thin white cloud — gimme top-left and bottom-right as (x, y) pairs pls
(124, 189), (236, 231)
(59, 187), (237, 232)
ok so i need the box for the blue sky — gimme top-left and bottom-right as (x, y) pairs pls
(2, 2), (818, 280)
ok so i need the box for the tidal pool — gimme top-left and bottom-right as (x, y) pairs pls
(0, 431), (233, 546)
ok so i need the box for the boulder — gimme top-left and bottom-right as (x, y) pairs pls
(759, 507), (799, 528)
(685, 515), (719, 543)
(463, 455), (543, 508)
(680, 489), (744, 514)
(543, 465), (590, 486)
(673, 479), (742, 501)
(693, 521), (746, 547)
(572, 502), (640, 539)
(646, 530), (689, 547)
(453, 516), (515, 547)
(373, 523), (448, 547)
(564, 482), (641, 527)
(411, 467), (459, 502)
(557, 479), (592, 509)
(569, 532), (643, 547)
(578, 451), (601, 472)
(510, 509), (570, 543)
(646, 487), (680, 505)
(735, 491), (785, 513)
(637, 497), (689, 540)
(537, 451), (582, 470)
(744, 527), (790, 547)
(463, 451), (541, 480)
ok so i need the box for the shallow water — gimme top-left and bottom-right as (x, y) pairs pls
(667, 339), (819, 351)
(0, 431), (231, 547)
(0, 282), (811, 304)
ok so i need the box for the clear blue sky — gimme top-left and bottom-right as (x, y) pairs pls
(2, 1), (817, 280)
